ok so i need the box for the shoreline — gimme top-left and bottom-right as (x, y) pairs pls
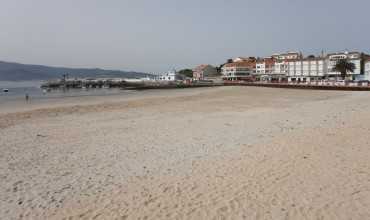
(0, 87), (220, 114)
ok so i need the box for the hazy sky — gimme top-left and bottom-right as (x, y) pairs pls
(0, 0), (369, 73)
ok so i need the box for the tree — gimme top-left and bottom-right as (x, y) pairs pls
(332, 59), (356, 80)
(178, 69), (193, 78)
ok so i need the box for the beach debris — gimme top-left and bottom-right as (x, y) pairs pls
(36, 134), (47, 138)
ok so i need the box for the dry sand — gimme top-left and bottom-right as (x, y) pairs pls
(1, 86), (370, 219)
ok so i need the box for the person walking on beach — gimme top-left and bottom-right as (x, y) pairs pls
(25, 93), (29, 102)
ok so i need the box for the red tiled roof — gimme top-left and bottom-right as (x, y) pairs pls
(223, 61), (256, 68)
(256, 57), (275, 65)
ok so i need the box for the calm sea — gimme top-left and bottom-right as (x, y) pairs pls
(0, 81), (132, 104)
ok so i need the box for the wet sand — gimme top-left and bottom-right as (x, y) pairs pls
(1, 86), (370, 219)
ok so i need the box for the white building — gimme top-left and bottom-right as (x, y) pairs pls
(224, 51), (370, 82)
(326, 52), (362, 80)
(255, 61), (265, 75)
(255, 57), (276, 81)
(273, 60), (288, 76)
(287, 58), (326, 82)
(273, 52), (300, 76)
(361, 59), (370, 81)
(287, 51), (370, 82)
(272, 52), (300, 60)
(157, 70), (179, 81)
(222, 60), (256, 81)
(255, 57), (273, 74)
(272, 53), (300, 76)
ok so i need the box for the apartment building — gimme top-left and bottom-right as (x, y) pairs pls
(221, 58), (256, 81)
(255, 57), (275, 81)
(273, 52), (300, 71)
(223, 51), (370, 82)
(364, 59), (370, 80)
(250, 52), (301, 82)
(286, 51), (370, 82)
(287, 57), (326, 82)
(326, 52), (362, 79)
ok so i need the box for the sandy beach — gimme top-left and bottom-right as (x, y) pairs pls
(1, 86), (370, 219)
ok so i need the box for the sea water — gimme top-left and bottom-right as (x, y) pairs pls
(0, 81), (132, 105)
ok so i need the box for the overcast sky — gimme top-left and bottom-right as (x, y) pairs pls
(0, 0), (369, 73)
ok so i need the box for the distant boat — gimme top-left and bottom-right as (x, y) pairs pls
(3, 88), (9, 92)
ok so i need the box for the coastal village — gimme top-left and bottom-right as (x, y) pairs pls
(38, 50), (370, 91)
(191, 50), (370, 83)
(40, 50), (370, 90)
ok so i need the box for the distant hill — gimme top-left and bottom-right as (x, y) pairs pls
(0, 61), (151, 81)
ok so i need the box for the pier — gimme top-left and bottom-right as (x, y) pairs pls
(41, 78), (223, 90)
(41, 78), (129, 89)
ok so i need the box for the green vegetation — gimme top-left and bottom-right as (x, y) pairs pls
(178, 69), (193, 78)
(332, 59), (356, 80)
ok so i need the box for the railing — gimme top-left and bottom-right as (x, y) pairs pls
(223, 80), (370, 91)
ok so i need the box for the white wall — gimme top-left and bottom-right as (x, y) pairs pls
(287, 60), (326, 77)
(158, 71), (177, 81)
(327, 59), (361, 76)
(255, 63), (265, 74)
(222, 66), (253, 77)
(222, 67), (236, 77)
(363, 61), (370, 80)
